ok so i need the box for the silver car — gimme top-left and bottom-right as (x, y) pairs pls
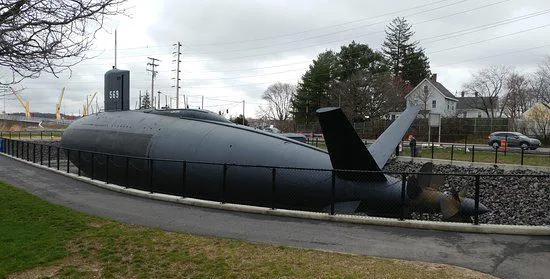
(487, 132), (541, 150)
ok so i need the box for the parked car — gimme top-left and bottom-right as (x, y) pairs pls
(281, 133), (307, 143)
(487, 132), (541, 150)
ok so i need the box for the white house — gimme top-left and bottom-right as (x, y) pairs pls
(405, 74), (458, 117)
(455, 92), (499, 118)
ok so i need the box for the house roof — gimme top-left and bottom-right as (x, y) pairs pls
(404, 77), (458, 101)
(426, 79), (458, 101)
(456, 96), (498, 110)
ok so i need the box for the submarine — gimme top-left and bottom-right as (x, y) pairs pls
(60, 68), (488, 221)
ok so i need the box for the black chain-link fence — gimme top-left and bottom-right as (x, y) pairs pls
(1, 137), (548, 226)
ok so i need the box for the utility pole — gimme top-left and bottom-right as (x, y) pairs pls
(157, 91), (161, 109)
(201, 96), (204, 109)
(147, 57), (159, 109)
(242, 100), (245, 125)
(172, 41), (182, 109)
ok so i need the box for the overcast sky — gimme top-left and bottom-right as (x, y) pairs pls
(3, 0), (550, 118)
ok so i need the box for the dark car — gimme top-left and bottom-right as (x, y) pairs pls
(487, 132), (541, 150)
(281, 133), (307, 143)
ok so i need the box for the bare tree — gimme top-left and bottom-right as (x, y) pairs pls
(532, 56), (550, 109)
(0, 0), (127, 85)
(523, 104), (550, 141)
(260, 82), (295, 121)
(463, 65), (511, 119)
(407, 82), (433, 118)
(502, 72), (533, 130)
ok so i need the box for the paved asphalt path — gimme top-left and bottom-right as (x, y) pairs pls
(1, 155), (549, 279)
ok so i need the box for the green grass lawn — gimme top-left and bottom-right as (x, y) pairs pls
(0, 181), (495, 279)
(400, 146), (550, 167)
(308, 141), (550, 167)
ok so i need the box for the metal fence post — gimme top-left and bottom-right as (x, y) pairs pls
(56, 147), (60, 170)
(18, 131), (21, 139)
(26, 142), (29, 161)
(125, 157), (130, 188)
(40, 144), (43, 165)
(431, 142), (434, 159)
(40, 131), (43, 140)
(48, 145), (51, 167)
(474, 175), (480, 225)
(271, 167), (276, 210)
(16, 140), (18, 158)
(330, 170), (335, 215)
(105, 155), (110, 184)
(494, 147), (498, 164)
(32, 143), (35, 163)
(400, 173), (407, 221)
(471, 145), (475, 162)
(149, 158), (153, 193)
(50, 131), (53, 140)
(521, 148), (525, 165)
(78, 151), (81, 176)
(91, 153), (95, 180)
(222, 164), (227, 203)
(464, 136), (467, 153)
(181, 161), (187, 196)
(450, 144), (454, 162)
(66, 149), (70, 173)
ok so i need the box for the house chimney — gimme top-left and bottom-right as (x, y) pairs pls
(431, 73), (437, 82)
(474, 91), (478, 97)
(461, 91), (465, 98)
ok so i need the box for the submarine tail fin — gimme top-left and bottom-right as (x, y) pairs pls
(316, 107), (386, 182)
(368, 106), (420, 169)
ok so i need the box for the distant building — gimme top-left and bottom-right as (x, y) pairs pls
(405, 74), (458, 118)
(456, 91), (499, 118)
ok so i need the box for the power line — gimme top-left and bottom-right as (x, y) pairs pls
(178, 0), (459, 47)
(182, 0), (472, 55)
(178, 0), (510, 59)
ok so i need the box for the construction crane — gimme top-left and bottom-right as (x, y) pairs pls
(10, 87), (31, 119)
(82, 92), (97, 116)
(55, 87), (65, 120)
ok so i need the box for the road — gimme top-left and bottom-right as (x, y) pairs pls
(0, 155), (549, 279)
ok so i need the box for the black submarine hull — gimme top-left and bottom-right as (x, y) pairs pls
(60, 110), (374, 211)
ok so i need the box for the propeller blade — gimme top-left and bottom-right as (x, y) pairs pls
(451, 189), (461, 202)
(440, 195), (460, 219)
(417, 162), (434, 188)
(428, 174), (444, 189)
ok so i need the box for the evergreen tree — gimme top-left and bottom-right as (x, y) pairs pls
(292, 51), (338, 123)
(337, 41), (388, 81)
(402, 48), (430, 87)
(382, 17), (430, 87)
(140, 92), (151, 109)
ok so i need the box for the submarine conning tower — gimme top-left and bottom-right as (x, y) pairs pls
(104, 68), (130, 112)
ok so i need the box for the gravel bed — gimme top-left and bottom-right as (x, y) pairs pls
(384, 160), (550, 226)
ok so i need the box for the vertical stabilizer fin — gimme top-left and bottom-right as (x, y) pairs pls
(316, 107), (386, 182)
(368, 106), (420, 169)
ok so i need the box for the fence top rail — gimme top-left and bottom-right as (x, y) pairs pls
(2, 137), (549, 177)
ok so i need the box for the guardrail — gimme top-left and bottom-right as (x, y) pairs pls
(1, 137), (548, 227)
